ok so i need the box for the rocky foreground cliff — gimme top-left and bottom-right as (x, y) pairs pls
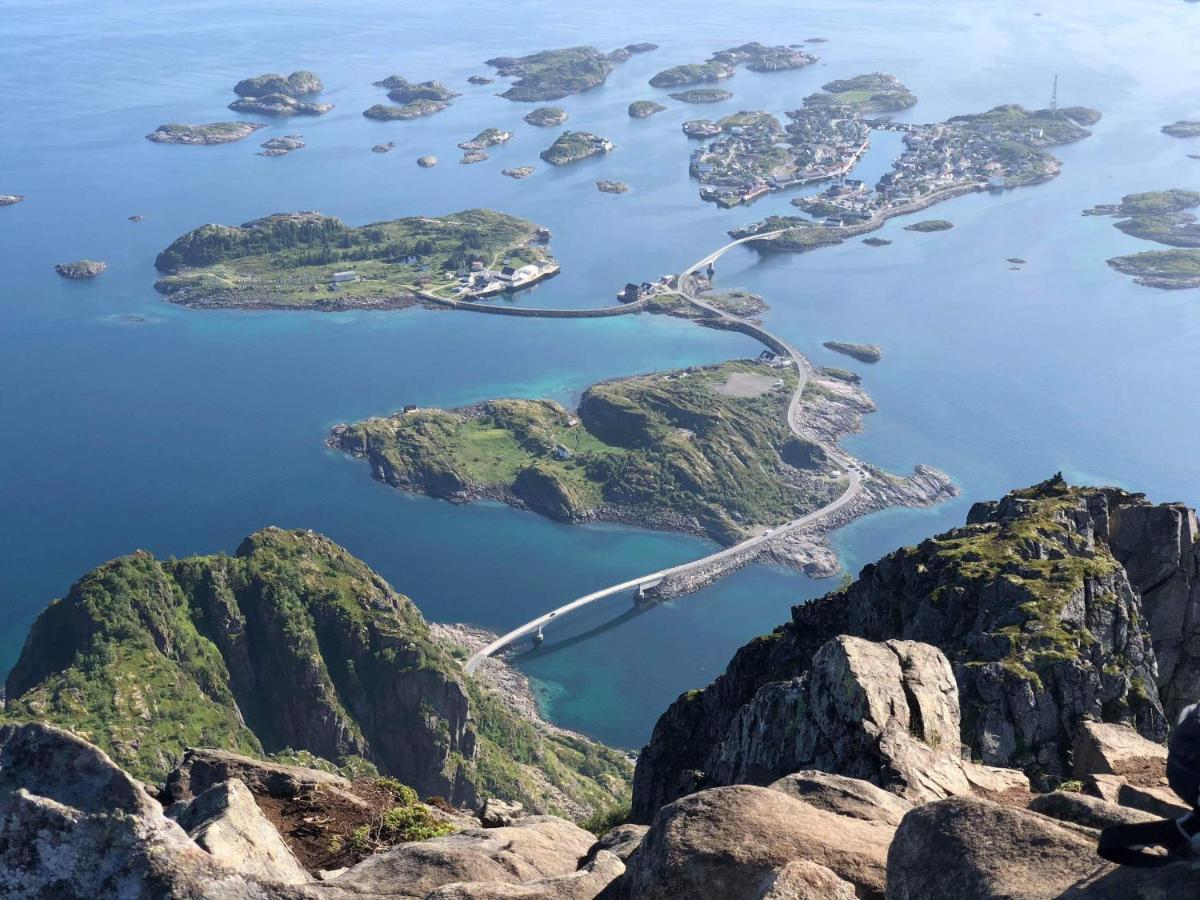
(4, 476), (1200, 898)
(2, 528), (630, 817)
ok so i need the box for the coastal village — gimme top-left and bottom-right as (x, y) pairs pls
(688, 106), (871, 208)
(724, 103), (1097, 240)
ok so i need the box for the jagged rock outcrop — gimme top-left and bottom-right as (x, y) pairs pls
(1107, 499), (1200, 720)
(165, 747), (352, 803)
(0, 722), (307, 899)
(3, 528), (630, 815)
(170, 777), (310, 884)
(702, 636), (1028, 806)
(634, 477), (1180, 819)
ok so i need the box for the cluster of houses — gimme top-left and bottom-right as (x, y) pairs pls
(452, 260), (562, 299)
(793, 117), (1055, 227)
(688, 107), (872, 208)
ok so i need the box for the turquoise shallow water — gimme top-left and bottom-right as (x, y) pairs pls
(2, 0), (1199, 748)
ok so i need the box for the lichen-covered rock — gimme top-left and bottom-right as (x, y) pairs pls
(331, 817), (596, 896)
(170, 778), (310, 884)
(480, 797), (524, 827)
(753, 860), (857, 899)
(767, 771), (913, 827)
(617, 785), (893, 900)
(885, 797), (1099, 900)
(423, 849), (623, 899)
(165, 747), (351, 804)
(633, 477), (1173, 819)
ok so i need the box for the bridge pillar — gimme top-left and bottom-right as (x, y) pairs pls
(634, 584), (658, 609)
(533, 625), (544, 645)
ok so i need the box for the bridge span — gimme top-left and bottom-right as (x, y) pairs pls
(463, 227), (868, 675)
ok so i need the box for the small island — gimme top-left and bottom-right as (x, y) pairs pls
(372, 142), (395, 153)
(228, 71), (330, 117)
(650, 42), (815, 87)
(230, 95), (331, 116)
(628, 100), (667, 119)
(417, 155), (438, 168)
(596, 180), (628, 194)
(460, 149), (488, 164)
(539, 131), (613, 166)
(233, 70), (323, 97)
(458, 128), (513, 150)
(0, 195), (23, 206)
(257, 135), (304, 157)
(823, 341), (882, 363)
(670, 88), (733, 104)
(904, 219), (953, 232)
(523, 107), (567, 127)
(329, 359), (846, 544)
(1107, 250), (1200, 290)
(467, 74), (493, 85)
(1162, 121), (1200, 138)
(801, 72), (917, 114)
(145, 122), (265, 145)
(486, 46), (619, 101)
(1091, 191), (1200, 289)
(863, 237), (892, 246)
(502, 166), (535, 179)
(374, 76), (460, 103)
(152, 208), (555, 310)
(650, 61), (734, 88)
(363, 100), (448, 120)
(55, 260), (107, 279)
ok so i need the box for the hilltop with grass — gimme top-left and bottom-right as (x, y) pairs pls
(329, 360), (852, 545)
(152, 208), (551, 309)
(2, 527), (630, 817)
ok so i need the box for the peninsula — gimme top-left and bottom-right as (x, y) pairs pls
(152, 208), (555, 310)
(539, 130), (613, 165)
(485, 46), (619, 101)
(145, 122), (265, 145)
(824, 341), (882, 362)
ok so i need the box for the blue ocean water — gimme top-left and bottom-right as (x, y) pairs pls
(2, 0), (1198, 748)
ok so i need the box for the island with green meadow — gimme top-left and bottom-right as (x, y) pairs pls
(153, 208), (554, 310)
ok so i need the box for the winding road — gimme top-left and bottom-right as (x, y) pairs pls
(464, 229), (866, 674)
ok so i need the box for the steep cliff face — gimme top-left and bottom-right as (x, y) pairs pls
(4, 529), (630, 815)
(633, 476), (1194, 820)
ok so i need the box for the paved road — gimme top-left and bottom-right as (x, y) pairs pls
(464, 229), (867, 674)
